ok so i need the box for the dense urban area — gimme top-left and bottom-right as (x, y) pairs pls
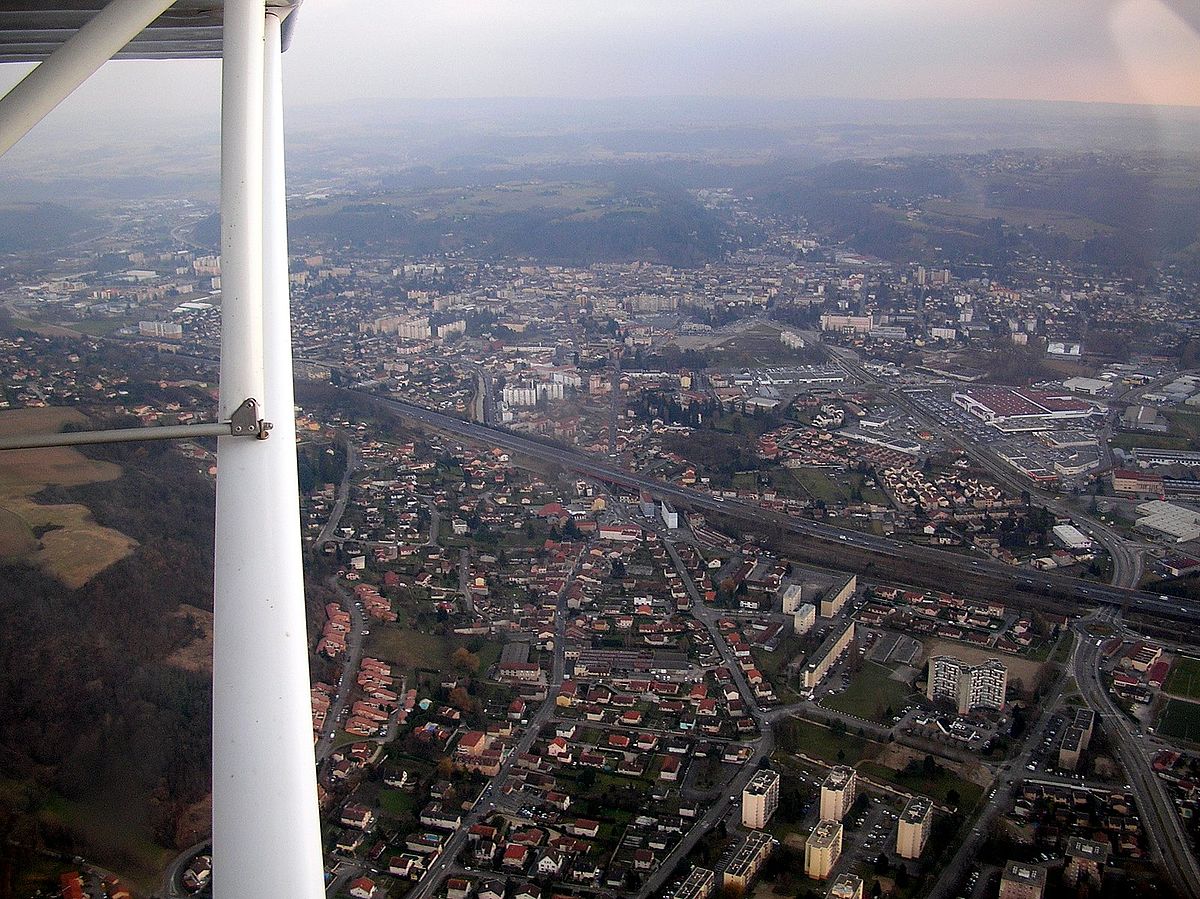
(3, 137), (1200, 899)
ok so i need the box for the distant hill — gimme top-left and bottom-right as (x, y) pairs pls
(753, 152), (1200, 277)
(0, 203), (101, 252)
(281, 175), (725, 267)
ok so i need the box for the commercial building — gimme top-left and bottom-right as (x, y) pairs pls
(1052, 524), (1092, 551)
(1132, 448), (1200, 468)
(998, 861), (1046, 899)
(819, 766), (856, 822)
(827, 873), (863, 899)
(742, 769), (781, 829)
(138, 320), (183, 339)
(896, 796), (933, 859)
(666, 867), (715, 899)
(721, 831), (774, 892)
(819, 574), (856, 618)
(1134, 500), (1200, 544)
(1111, 469), (1165, 499)
(820, 314), (872, 336)
(951, 387), (1096, 432)
(926, 656), (1007, 714)
(1064, 837), (1109, 888)
(804, 820), (843, 880)
(803, 621), (855, 690)
(793, 603), (817, 636)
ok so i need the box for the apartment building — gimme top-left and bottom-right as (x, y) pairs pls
(721, 831), (774, 892)
(819, 766), (857, 822)
(926, 656), (1007, 714)
(804, 820), (843, 880)
(665, 866), (714, 899)
(820, 574), (856, 618)
(896, 796), (933, 859)
(803, 621), (855, 690)
(827, 873), (863, 899)
(742, 769), (781, 829)
(999, 862), (1046, 899)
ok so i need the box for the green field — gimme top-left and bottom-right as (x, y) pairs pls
(858, 761), (982, 811)
(1165, 656), (1200, 700)
(1158, 698), (1200, 742)
(775, 717), (882, 766)
(365, 627), (454, 671)
(821, 662), (916, 724)
(1110, 432), (1190, 452)
(379, 788), (417, 820)
(1166, 411), (1200, 450)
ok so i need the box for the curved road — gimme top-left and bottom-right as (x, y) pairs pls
(1073, 611), (1200, 898)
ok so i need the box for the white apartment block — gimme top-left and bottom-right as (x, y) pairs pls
(896, 796), (933, 859)
(742, 769), (781, 829)
(820, 574), (856, 618)
(779, 583), (805, 614)
(804, 820), (843, 880)
(926, 656), (1007, 715)
(792, 603), (816, 636)
(819, 766), (856, 822)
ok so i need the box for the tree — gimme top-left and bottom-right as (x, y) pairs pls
(451, 646), (481, 673)
(448, 686), (477, 713)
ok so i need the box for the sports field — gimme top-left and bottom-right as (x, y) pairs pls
(1158, 698), (1200, 743)
(1164, 656), (1200, 700)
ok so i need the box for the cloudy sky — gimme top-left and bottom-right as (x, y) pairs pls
(0, 0), (1198, 145)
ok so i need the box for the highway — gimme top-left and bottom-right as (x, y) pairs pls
(356, 390), (1200, 624)
(1073, 610), (1200, 898)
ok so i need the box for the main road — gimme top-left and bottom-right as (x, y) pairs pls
(1074, 610), (1200, 898)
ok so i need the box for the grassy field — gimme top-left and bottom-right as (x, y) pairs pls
(1165, 656), (1200, 700)
(378, 788), (418, 820)
(782, 468), (889, 506)
(821, 661), (916, 724)
(33, 788), (171, 891)
(923, 198), (1113, 242)
(776, 717), (882, 766)
(366, 627), (455, 671)
(0, 407), (134, 587)
(858, 760), (983, 811)
(1157, 698), (1200, 743)
(1110, 432), (1190, 452)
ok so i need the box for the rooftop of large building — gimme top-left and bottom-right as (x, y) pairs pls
(1002, 861), (1046, 885)
(808, 819), (842, 849)
(823, 765), (855, 791)
(900, 795), (932, 824)
(746, 769), (780, 795)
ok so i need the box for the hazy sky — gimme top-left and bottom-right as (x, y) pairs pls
(0, 0), (1197, 144)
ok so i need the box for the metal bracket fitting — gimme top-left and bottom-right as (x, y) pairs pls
(229, 398), (273, 439)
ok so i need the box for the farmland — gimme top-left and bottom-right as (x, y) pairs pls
(0, 407), (135, 587)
